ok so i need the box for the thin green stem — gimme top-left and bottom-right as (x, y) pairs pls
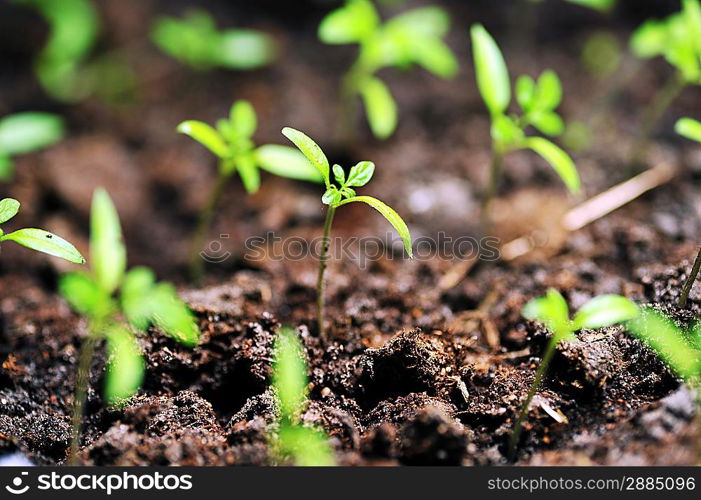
(630, 72), (686, 167)
(481, 147), (503, 232)
(189, 169), (230, 283)
(68, 324), (101, 465)
(316, 205), (336, 342)
(508, 338), (558, 461)
(680, 246), (701, 308)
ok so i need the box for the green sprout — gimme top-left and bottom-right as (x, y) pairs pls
(152, 9), (276, 71)
(529, 0), (616, 12)
(675, 117), (701, 308)
(0, 198), (84, 263)
(470, 24), (580, 226)
(271, 327), (334, 466)
(59, 188), (200, 464)
(13, 0), (99, 101)
(282, 127), (413, 341)
(0, 112), (64, 181)
(177, 101), (323, 281)
(629, 0), (701, 164)
(318, 0), (458, 140)
(511, 290), (639, 460)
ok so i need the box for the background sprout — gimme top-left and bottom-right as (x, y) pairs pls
(152, 9), (276, 71)
(0, 198), (84, 263)
(178, 101), (324, 281)
(629, 0), (701, 165)
(0, 112), (64, 181)
(282, 127), (413, 341)
(470, 24), (580, 227)
(675, 117), (701, 307)
(318, 0), (458, 141)
(13, 0), (99, 101)
(271, 327), (334, 466)
(59, 188), (200, 464)
(511, 290), (639, 459)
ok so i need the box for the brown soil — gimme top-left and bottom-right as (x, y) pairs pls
(0, 0), (699, 466)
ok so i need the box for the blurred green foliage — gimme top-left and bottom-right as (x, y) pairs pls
(319, 0), (458, 139)
(0, 112), (64, 181)
(152, 9), (276, 71)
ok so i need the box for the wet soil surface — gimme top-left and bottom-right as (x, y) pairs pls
(0, 0), (700, 465)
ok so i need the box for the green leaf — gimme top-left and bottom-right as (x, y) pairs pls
(318, 0), (379, 44)
(337, 195), (413, 257)
(0, 154), (13, 182)
(345, 161), (375, 187)
(213, 29), (276, 70)
(255, 145), (324, 183)
(0, 198), (20, 224)
(0, 112), (64, 156)
(529, 111), (565, 136)
(360, 77), (398, 140)
(104, 325), (144, 406)
(627, 309), (699, 379)
(523, 288), (573, 342)
(121, 267), (157, 330)
(59, 272), (102, 317)
(386, 6), (451, 39)
(516, 75), (536, 111)
(410, 37), (459, 79)
(90, 188), (126, 293)
(630, 19), (668, 59)
(534, 70), (562, 110)
(333, 164), (346, 185)
(273, 327), (308, 419)
(177, 120), (230, 159)
(676, 117), (701, 142)
(524, 137), (580, 194)
(1, 228), (85, 264)
(236, 153), (261, 194)
(491, 114), (524, 148)
(566, 0), (615, 13)
(322, 188), (342, 206)
(148, 283), (200, 347)
(229, 100), (257, 139)
(281, 128), (330, 187)
(573, 295), (639, 330)
(470, 24), (511, 116)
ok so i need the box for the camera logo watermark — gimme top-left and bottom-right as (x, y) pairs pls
(5, 471), (29, 495)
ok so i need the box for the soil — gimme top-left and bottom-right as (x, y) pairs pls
(0, 0), (700, 466)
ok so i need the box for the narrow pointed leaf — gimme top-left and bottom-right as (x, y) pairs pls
(360, 77), (398, 140)
(523, 288), (572, 341)
(273, 327), (308, 419)
(318, 0), (379, 44)
(255, 145), (324, 183)
(525, 137), (580, 194)
(230, 100), (257, 139)
(177, 120), (230, 159)
(104, 325), (144, 406)
(281, 128), (330, 186)
(0, 112), (64, 156)
(573, 295), (639, 330)
(90, 188), (125, 293)
(676, 117), (701, 143)
(470, 24), (511, 115)
(337, 196), (412, 257)
(236, 154), (261, 194)
(2, 228), (85, 264)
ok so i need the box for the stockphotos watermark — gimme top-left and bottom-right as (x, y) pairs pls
(3, 470), (192, 495)
(200, 231), (506, 269)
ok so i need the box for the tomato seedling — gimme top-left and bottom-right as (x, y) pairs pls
(511, 290), (639, 459)
(152, 9), (276, 71)
(178, 101), (324, 281)
(283, 127), (413, 340)
(319, 0), (458, 140)
(271, 327), (334, 466)
(470, 24), (580, 227)
(59, 188), (200, 463)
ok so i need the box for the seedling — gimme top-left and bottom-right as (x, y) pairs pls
(282, 127), (413, 340)
(531, 0), (616, 12)
(511, 289), (639, 460)
(270, 327), (334, 466)
(0, 198), (84, 263)
(59, 188), (199, 464)
(470, 24), (580, 226)
(318, 0), (458, 140)
(675, 117), (701, 308)
(629, 0), (701, 164)
(0, 112), (65, 181)
(13, 0), (99, 101)
(152, 9), (276, 71)
(177, 101), (324, 281)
